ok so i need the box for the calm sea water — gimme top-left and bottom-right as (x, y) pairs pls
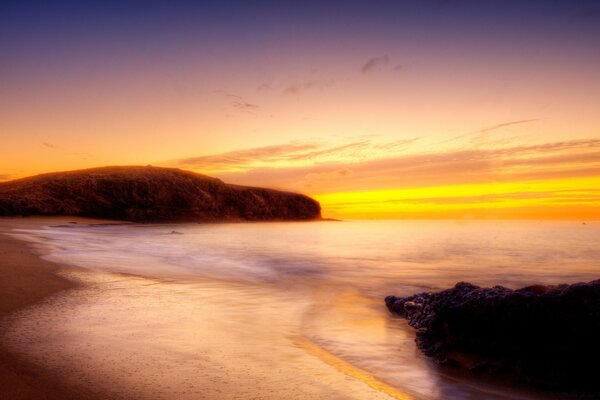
(6, 220), (600, 400)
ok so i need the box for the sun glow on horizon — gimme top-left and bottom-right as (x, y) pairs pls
(312, 177), (600, 220)
(1, 1), (599, 220)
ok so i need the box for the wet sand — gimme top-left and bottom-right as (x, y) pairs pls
(0, 218), (76, 399)
(0, 217), (118, 400)
(0, 218), (416, 400)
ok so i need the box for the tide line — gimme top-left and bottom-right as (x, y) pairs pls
(293, 335), (416, 400)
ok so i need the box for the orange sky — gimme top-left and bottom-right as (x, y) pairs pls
(1, 1), (599, 219)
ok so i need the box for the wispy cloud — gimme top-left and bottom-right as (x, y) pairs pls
(175, 143), (320, 171)
(41, 142), (55, 148)
(212, 91), (259, 113)
(442, 118), (539, 147)
(373, 138), (421, 150)
(171, 137), (420, 174)
(489, 138), (600, 156)
(227, 94), (258, 110)
(209, 138), (600, 193)
(477, 119), (539, 134)
(168, 137), (600, 205)
(282, 80), (334, 95)
(361, 55), (390, 74)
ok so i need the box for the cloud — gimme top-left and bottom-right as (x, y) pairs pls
(282, 80), (334, 95)
(361, 55), (390, 74)
(209, 138), (600, 194)
(174, 143), (320, 170)
(171, 137), (420, 173)
(169, 136), (600, 218)
(169, 136), (600, 196)
(285, 141), (370, 161)
(227, 94), (258, 110)
(231, 101), (258, 109)
(213, 91), (259, 112)
(477, 119), (539, 134)
(442, 118), (539, 147)
(488, 138), (600, 156)
(373, 137), (421, 150)
(41, 142), (55, 148)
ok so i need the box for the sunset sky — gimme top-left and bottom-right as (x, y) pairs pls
(1, 1), (599, 219)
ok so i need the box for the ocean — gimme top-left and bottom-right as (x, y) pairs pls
(5, 220), (600, 399)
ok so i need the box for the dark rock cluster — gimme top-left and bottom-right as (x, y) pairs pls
(385, 280), (600, 389)
(0, 166), (321, 222)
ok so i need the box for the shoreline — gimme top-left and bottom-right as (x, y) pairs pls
(0, 217), (109, 400)
(0, 217), (421, 400)
(0, 217), (593, 399)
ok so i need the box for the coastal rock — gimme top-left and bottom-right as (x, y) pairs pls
(0, 166), (321, 222)
(385, 280), (600, 389)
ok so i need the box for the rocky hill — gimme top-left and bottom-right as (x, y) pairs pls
(0, 166), (321, 222)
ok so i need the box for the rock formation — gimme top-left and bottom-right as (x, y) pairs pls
(386, 280), (600, 390)
(0, 166), (321, 222)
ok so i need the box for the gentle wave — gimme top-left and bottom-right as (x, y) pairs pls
(6, 220), (600, 399)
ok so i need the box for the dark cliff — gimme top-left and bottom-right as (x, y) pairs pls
(0, 166), (321, 222)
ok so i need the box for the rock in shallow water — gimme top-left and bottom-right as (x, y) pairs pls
(385, 280), (600, 390)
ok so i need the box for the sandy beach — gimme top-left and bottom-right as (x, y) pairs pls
(0, 218), (418, 400)
(1, 218), (597, 400)
(0, 217), (111, 400)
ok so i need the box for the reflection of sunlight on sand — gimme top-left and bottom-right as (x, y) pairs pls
(299, 289), (440, 399)
(5, 271), (405, 400)
(294, 336), (414, 400)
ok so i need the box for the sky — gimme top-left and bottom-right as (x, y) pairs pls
(1, 0), (599, 219)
